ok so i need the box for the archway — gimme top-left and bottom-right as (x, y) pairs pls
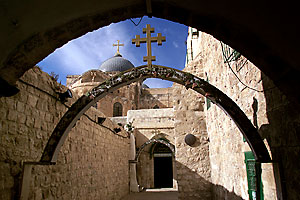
(135, 137), (176, 188)
(1, 1), (300, 105)
(40, 65), (271, 164)
(135, 138), (175, 162)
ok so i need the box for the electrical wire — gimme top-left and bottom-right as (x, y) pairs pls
(130, 16), (143, 26)
(220, 41), (276, 92)
(18, 79), (128, 138)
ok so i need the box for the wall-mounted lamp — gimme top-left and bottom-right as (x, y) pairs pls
(97, 117), (106, 125)
(185, 134), (196, 146)
(58, 89), (73, 102)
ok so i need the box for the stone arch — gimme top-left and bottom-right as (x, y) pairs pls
(135, 138), (175, 162)
(1, 1), (299, 104)
(40, 65), (271, 164)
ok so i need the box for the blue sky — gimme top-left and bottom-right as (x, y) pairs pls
(38, 16), (188, 88)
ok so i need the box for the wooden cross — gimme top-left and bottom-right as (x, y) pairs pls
(132, 24), (166, 65)
(113, 40), (124, 54)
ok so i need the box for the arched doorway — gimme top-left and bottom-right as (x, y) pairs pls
(134, 137), (176, 189)
(153, 143), (173, 188)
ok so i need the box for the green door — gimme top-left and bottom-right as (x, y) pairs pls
(244, 151), (264, 200)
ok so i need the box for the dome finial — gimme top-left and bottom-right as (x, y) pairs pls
(113, 40), (124, 55)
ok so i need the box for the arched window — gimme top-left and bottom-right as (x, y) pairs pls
(113, 102), (123, 117)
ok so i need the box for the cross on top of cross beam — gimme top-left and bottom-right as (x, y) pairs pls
(132, 24), (166, 66)
(113, 40), (124, 55)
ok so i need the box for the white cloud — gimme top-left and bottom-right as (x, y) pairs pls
(172, 41), (179, 48)
(39, 22), (132, 76)
(38, 17), (188, 87)
(143, 78), (173, 88)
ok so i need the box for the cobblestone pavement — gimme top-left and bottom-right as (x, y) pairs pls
(121, 188), (178, 200)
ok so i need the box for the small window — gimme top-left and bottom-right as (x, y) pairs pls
(113, 102), (123, 117)
(153, 105), (159, 109)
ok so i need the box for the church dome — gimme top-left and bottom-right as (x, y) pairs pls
(99, 53), (134, 72)
(142, 83), (149, 88)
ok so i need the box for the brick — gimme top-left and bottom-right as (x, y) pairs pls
(16, 101), (25, 112)
(25, 116), (34, 127)
(27, 94), (38, 107)
(5, 98), (16, 109)
(7, 110), (18, 121)
(0, 108), (7, 120)
(37, 99), (48, 111)
(17, 112), (26, 124)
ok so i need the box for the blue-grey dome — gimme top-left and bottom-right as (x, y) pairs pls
(99, 53), (134, 72)
(142, 83), (149, 88)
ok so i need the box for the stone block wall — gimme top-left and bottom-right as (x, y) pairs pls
(0, 67), (130, 200)
(172, 81), (212, 200)
(185, 31), (300, 199)
(139, 88), (173, 109)
(67, 70), (141, 117)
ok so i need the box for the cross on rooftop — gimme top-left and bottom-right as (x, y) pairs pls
(132, 24), (166, 65)
(113, 40), (124, 54)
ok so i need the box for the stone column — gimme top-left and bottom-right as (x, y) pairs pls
(129, 133), (139, 192)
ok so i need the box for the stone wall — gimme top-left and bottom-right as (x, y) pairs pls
(0, 67), (130, 200)
(67, 70), (141, 117)
(185, 31), (300, 199)
(139, 88), (173, 109)
(172, 79), (212, 200)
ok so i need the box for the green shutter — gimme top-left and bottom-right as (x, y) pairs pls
(220, 41), (241, 63)
(244, 151), (264, 200)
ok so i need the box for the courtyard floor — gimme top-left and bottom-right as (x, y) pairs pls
(121, 188), (178, 200)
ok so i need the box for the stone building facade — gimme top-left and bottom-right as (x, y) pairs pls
(64, 50), (212, 199)
(0, 67), (130, 200)
(1, 27), (299, 200)
(182, 29), (300, 199)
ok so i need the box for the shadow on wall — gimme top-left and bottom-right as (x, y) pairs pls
(140, 89), (170, 109)
(135, 129), (174, 188)
(175, 161), (243, 200)
(259, 72), (300, 200)
(135, 129), (243, 199)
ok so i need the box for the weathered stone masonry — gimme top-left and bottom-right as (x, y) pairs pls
(173, 81), (212, 200)
(185, 32), (300, 200)
(0, 67), (130, 200)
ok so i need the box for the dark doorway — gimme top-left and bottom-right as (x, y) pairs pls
(154, 156), (173, 188)
(153, 143), (173, 188)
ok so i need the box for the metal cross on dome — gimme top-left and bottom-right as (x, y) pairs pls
(113, 40), (124, 54)
(132, 24), (166, 65)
